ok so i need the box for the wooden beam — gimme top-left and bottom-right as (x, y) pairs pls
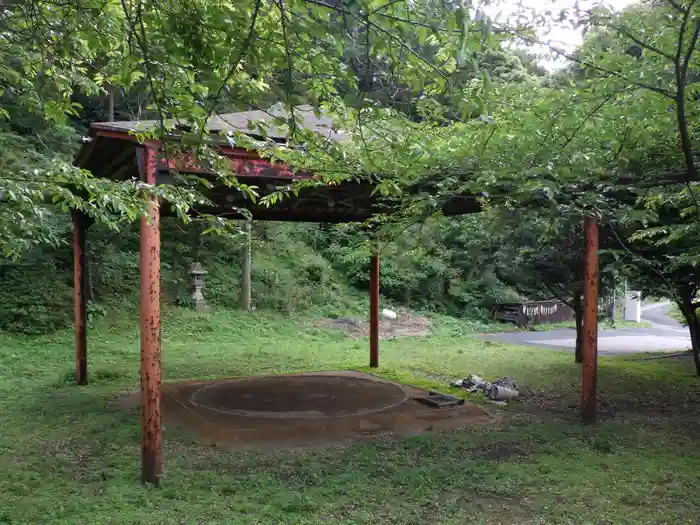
(139, 145), (162, 485)
(369, 252), (380, 368)
(581, 216), (599, 424)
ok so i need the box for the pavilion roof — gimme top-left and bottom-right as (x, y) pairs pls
(90, 104), (348, 143)
(73, 105), (480, 222)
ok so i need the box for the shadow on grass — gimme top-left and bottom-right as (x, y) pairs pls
(510, 355), (700, 424)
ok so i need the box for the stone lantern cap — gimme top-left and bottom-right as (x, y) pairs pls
(189, 262), (208, 275)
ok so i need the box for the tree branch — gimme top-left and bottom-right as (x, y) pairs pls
(276, 0), (298, 138)
(561, 89), (625, 150)
(674, 4), (692, 68)
(205, 0), (261, 121)
(544, 282), (574, 308)
(666, 0), (689, 13)
(578, 9), (676, 61)
(607, 223), (680, 302)
(612, 23), (676, 62)
(300, 0), (495, 34)
(509, 31), (676, 98)
(674, 7), (699, 180)
(682, 19), (700, 78)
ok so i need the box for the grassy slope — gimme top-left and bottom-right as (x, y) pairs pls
(669, 302), (688, 325)
(1, 308), (699, 525)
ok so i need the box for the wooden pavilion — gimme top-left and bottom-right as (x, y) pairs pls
(71, 105), (600, 485)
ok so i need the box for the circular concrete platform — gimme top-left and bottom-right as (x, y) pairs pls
(189, 374), (409, 419)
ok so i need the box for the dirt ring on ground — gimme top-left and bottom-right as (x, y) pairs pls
(188, 374), (410, 419)
(152, 371), (495, 450)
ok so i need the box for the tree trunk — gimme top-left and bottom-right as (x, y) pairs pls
(573, 293), (584, 363)
(689, 317), (700, 377)
(241, 220), (252, 311)
(81, 218), (94, 303)
(679, 300), (700, 376)
(107, 85), (115, 122)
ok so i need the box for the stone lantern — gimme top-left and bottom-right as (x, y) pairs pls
(189, 262), (209, 311)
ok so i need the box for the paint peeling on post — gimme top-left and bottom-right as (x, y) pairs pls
(72, 210), (89, 385)
(369, 252), (380, 368)
(140, 145), (162, 485)
(582, 216), (599, 424)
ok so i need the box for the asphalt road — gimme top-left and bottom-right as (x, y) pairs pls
(641, 301), (685, 330)
(482, 302), (691, 355)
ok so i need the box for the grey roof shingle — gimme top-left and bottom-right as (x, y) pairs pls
(91, 104), (348, 142)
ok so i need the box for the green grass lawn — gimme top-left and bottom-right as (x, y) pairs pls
(1, 307), (699, 524)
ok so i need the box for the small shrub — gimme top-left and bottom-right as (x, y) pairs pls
(0, 256), (73, 334)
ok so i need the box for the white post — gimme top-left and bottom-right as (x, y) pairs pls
(624, 290), (641, 323)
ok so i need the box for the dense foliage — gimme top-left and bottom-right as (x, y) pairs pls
(4, 0), (700, 374)
(0, 215), (524, 333)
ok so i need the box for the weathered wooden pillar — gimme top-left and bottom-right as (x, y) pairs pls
(581, 216), (599, 424)
(139, 145), (162, 485)
(72, 210), (90, 385)
(369, 252), (380, 368)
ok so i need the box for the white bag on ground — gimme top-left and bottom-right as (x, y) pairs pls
(381, 308), (397, 320)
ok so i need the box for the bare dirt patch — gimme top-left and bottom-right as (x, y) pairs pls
(157, 371), (494, 450)
(315, 310), (433, 339)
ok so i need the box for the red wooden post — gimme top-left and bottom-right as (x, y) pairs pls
(581, 216), (599, 424)
(72, 210), (88, 385)
(140, 145), (162, 484)
(369, 252), (380, 368)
